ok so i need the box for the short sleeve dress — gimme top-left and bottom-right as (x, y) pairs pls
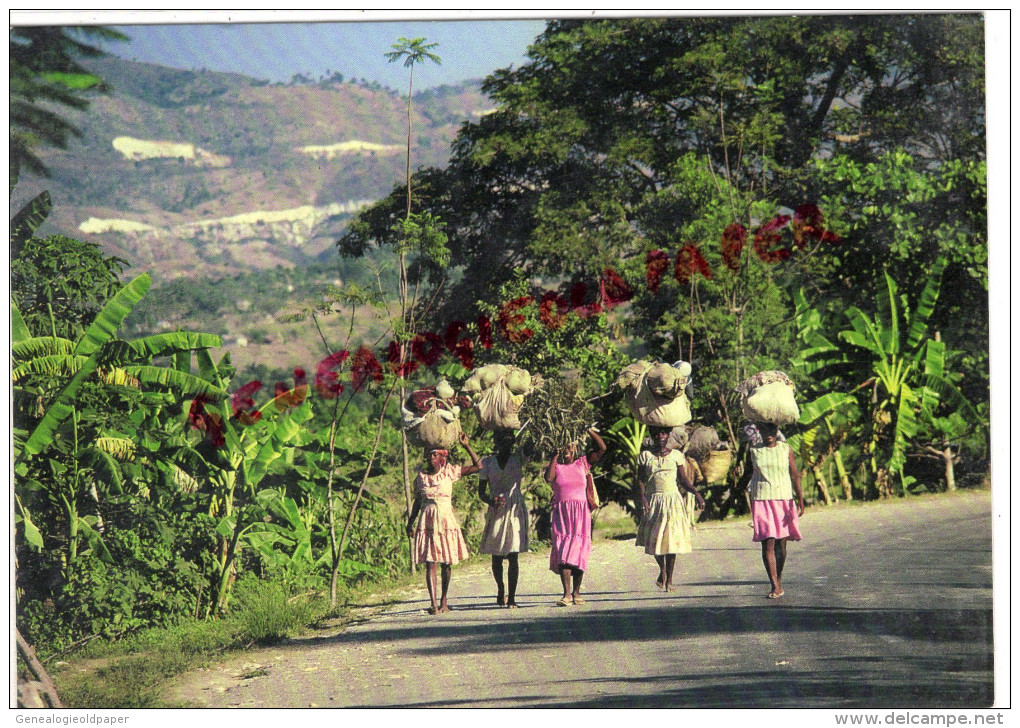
(548, 456), (592, 573)
(635, 449), (694, 555)
(748, 442), (802, 543)
(411, 462), (471, 565)
(478, 454), (530, 556)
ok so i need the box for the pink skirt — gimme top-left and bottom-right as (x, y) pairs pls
(412, 502), (470, 565)
(548, 499), (591, 573)
(751, 499), (802, 542)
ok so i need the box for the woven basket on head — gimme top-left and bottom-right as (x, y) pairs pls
(699, 449), (732, 485)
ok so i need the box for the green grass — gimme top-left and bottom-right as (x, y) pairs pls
(49, 575), (395, 708)
(47, 531), (519, 707)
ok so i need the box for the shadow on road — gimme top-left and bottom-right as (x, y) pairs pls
(293, 601), (992, 707)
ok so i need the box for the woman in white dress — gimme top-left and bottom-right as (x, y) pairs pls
(477, 430), (530, 608)
(635, 426), (706, 591)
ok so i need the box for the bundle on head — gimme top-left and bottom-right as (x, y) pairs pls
(737, 370), (799, 426)
(402, 379), (470, 451)
(615, 360), (693, 428)
(685, 425), (721, 461)
(514, 372), (594, 460)
(463, 364), (538, 431)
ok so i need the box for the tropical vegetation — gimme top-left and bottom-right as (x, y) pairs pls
(11, 14), (990, 706)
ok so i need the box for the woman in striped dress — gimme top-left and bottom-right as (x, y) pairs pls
(746, 422), (805, 599)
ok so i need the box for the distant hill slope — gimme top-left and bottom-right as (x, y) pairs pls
(13, 56), (493, 282)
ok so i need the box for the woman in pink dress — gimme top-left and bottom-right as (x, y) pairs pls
(543, 427), (606, 606)
(405, 432), (482, 614)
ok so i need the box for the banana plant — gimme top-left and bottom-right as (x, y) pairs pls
(179, 350), (318, 615)
(12, 275), (224, 574)
(603, 417), (647, 519)
(793, 256), (981, 496)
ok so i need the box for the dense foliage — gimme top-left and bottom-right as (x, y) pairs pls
(13, 15), (989, 671)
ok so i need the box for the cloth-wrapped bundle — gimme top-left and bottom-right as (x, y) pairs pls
(685, 425), (721, 461)
(615, 361), (693, 428)
(403, 380), (469, 450)
(738, 370), (799, 425)
(463, 364), (536, 431)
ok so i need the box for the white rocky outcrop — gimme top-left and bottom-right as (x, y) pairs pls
(78, 200), (373, 250)
(297, 140), (403, 159)
(79, 218), (158, 235)
(112, 136), (231, 168)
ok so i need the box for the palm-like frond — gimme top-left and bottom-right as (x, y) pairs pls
(12, 336), (76, 361)
(94, 437), (136, 461)
(121, 365), (227, 398)
(75, 273), (151, 357)
(128, 332), (224, 360)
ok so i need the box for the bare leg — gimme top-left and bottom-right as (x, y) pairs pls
(654, 555), (666, 589)
(425, 562), (439, 614)
(506, 553), (519, 607)
(438, 563), (453, 612)
(559, 565), (572, 603)
(491, 556), (505, 605)
(761, 539), (783, 598)
(663, 553), (677, 591)
(775, 538), (788, 591)
(571, 568), (584, 603)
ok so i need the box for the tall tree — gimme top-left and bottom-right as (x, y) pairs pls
(385, 36), (442, 218)
(343, 15), (985, 326)
(381, 36), (445, 571)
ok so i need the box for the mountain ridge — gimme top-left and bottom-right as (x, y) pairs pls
(13, 55), (491, 282)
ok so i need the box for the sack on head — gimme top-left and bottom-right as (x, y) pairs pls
(617, 360), (693, 428)
(476, 380), (525, 430)
(414, 408), (462, 451)
(686, 425), (721, 461)
(467, 364), (534, 431)
(738, 371), (799, 425)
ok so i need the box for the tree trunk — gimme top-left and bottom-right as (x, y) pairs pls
(943, 446), (957, 491)
(834, 449), (852, 501)
(398, 387), (416, 574)
(875, 467), (893, 499)
(16, 630), (63, 708)
(326, 397), (342, 607)
(810, 463), (832, 505)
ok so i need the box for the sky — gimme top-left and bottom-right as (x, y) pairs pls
(10, 10), (560, 90)
(105, 18), (549, 90)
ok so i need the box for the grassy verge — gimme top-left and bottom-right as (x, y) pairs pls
(47, 509), (641, 709)
(48, 568), (427, 708)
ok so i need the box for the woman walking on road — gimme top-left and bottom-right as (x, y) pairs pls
(544, 427), (606, 606)
(745, 421), (804, 599)
(477, 430), (530, 608)
(406, 432), (482, 614)
(635, 426), (706, 591)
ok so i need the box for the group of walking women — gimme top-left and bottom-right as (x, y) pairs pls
(404, 420), (804, 615)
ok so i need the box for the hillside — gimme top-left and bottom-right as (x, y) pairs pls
(13, 56), (493, 282)
(11, 57), (493, 371)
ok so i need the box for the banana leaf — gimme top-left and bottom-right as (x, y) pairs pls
(74, 273), (151, 357)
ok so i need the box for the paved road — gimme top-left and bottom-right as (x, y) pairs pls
(172, 490), (994, 708)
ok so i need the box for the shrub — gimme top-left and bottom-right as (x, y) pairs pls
(227, 573), (318, 645)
